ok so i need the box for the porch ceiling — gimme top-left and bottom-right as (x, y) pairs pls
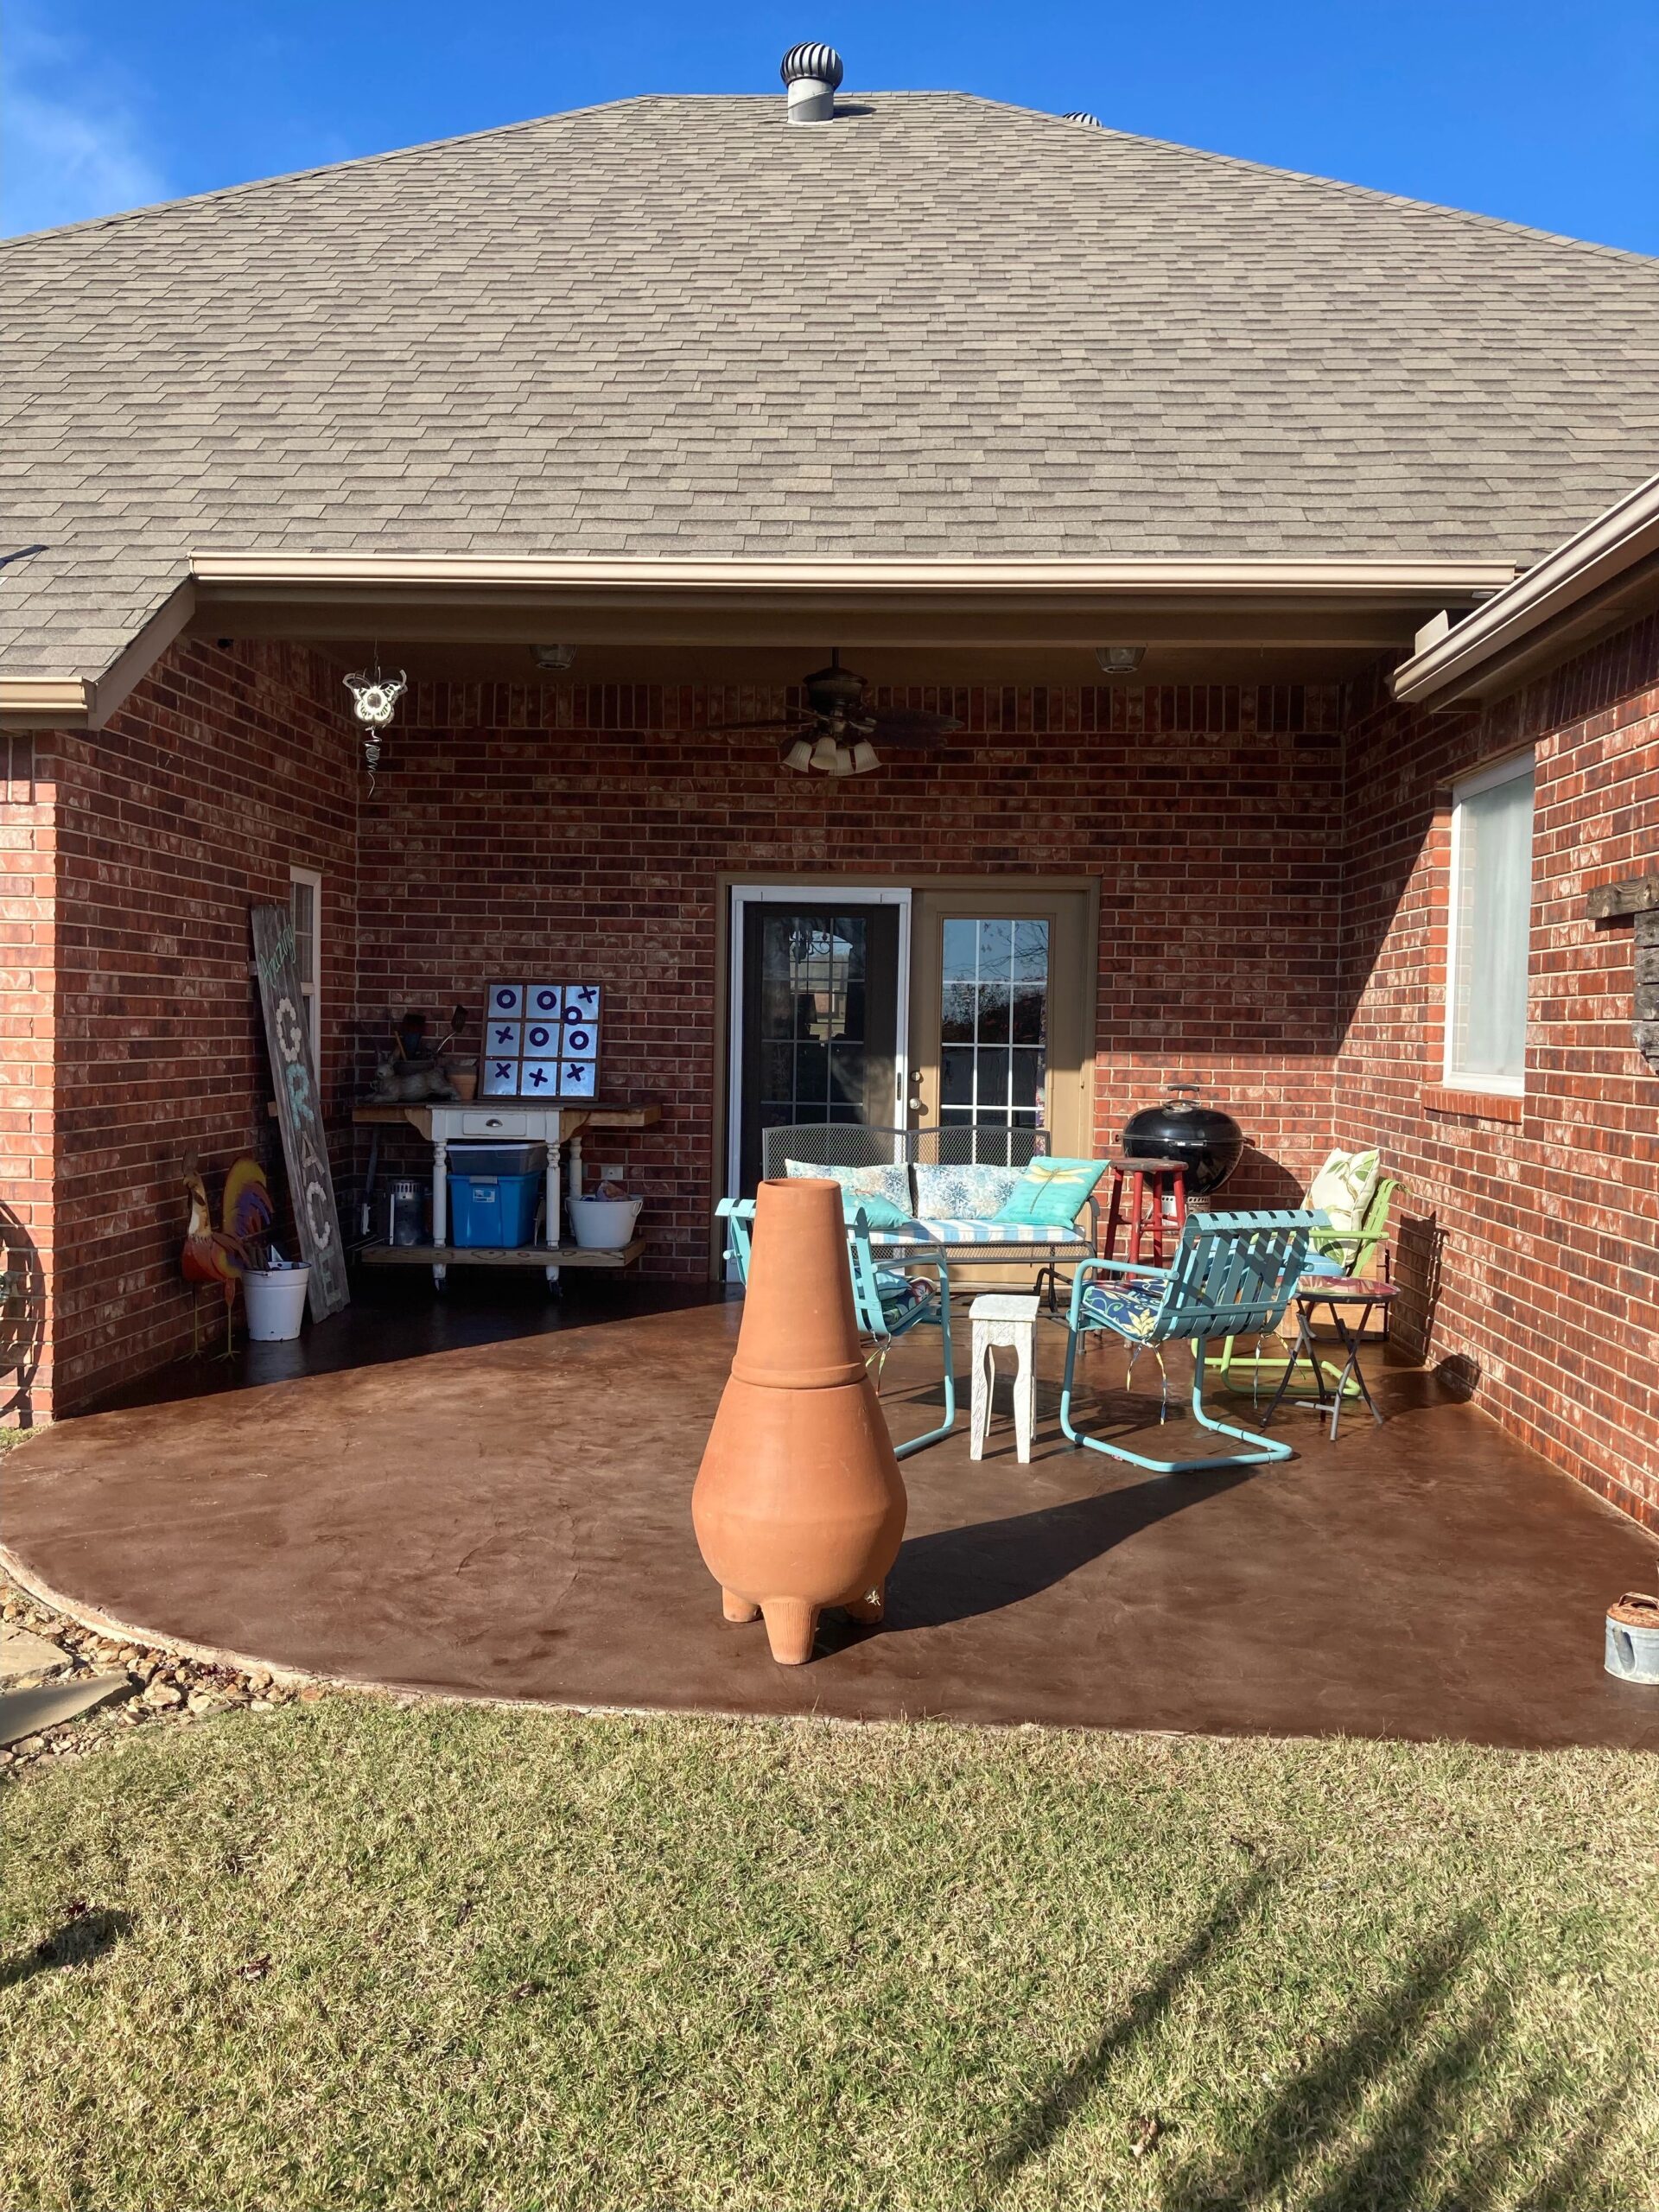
(280, 640), (1389, 690)
(188, 550), (1521, 691)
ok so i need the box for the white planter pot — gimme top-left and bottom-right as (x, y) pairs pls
(243, 1263), (310, 1341)
(568, 1197), (643, 1250)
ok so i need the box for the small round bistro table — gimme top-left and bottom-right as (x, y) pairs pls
(1262, 1276), (1399, 1442)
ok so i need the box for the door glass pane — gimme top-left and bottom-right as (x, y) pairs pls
(1012, 919), (1047, 980)
(760, 914), (864, 1050)
(976, 980), (1011, 1044)
(942, 919), (978, 981)
(741, 901), (901, 1198)
(940, 1048), (974, 1105)
(938, 917), (1050, 1135)
(756, 910), (879, 1129)
(940, 981), (976, 1044)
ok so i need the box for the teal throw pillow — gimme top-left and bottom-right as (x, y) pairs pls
(994, 1157), (1107, 1228)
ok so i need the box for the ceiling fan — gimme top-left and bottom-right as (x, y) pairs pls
(708, 650), (963, 775)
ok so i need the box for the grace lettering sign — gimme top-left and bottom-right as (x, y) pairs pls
(250, 902), (350, 1319)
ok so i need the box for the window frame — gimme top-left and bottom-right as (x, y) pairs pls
(1442, 749), (1534, 1099)
(289, 864), (323, 1072)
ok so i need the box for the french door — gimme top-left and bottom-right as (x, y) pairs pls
(908, 889), (1090, 1160)
(725, 883), (1092, 1216)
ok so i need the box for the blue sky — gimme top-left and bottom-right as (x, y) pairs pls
(3, 0), (1656, 251)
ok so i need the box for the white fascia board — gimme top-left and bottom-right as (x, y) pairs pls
(191, 552), (1520, 601)
(1392, 473), (1659, 706)
(0, 677), (92, 728)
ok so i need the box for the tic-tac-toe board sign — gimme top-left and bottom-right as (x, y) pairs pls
(480, 982), (601, 1099)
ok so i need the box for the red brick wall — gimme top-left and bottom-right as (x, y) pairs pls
(22, 640), (359, 1414)
(1337, 614), (1659, 1528)
(0, 735), (57, 1421)
(357, 678), (1346, 1273)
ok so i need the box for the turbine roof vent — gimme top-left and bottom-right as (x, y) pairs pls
(781, 42), (844, 125)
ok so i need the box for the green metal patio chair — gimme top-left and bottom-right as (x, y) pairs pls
(1060, 1209), (1322, 1472)
(1212, 1174), (1400, 1400)
(717, 1198), (957, 1459)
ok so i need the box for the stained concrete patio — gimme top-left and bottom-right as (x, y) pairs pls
(4, 1282), (1656, 1750)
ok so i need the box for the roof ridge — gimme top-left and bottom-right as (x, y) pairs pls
(0, 92), (656, 247)
(3, 87), (1653, 270)
(980, 95), (1659, 271)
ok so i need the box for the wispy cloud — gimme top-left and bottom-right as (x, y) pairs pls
(1, 10), (170, 236)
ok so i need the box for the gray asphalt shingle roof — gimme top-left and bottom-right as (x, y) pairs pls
(5, 90), (1659, 680)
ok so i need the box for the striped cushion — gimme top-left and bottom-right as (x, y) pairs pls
(870, 1217), (1086, 1247)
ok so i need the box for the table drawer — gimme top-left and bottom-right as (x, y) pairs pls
(452, 1109), (548, 1140)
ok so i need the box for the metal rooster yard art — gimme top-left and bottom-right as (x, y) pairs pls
(181, 1154), (274, 1357)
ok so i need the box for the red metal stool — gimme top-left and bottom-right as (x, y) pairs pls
(1102, 1155), (1187, 1265)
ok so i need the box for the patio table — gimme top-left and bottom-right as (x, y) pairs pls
(1262, 1276), (1398, 1441)
(352, 1101), (658, 1286)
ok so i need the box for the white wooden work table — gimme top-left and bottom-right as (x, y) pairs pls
(353, 1100), (659, 1286)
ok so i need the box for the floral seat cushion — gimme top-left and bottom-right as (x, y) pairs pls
(874, 1267), (937, 1321)
(1079, 1280), (1166, 1343)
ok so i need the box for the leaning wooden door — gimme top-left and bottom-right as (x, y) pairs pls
(908, 889), (1091, 1160)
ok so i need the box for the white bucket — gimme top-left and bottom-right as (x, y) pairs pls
(243, 1262), (311, 1341)
(568, 1197), (643, 1250)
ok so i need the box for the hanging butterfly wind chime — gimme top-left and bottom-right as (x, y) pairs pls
(342, 658), (407, 794)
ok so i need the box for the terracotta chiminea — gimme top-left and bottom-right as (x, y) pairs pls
(693, 1177), (907, 1665)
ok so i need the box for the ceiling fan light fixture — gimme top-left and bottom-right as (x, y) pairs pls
(826, 742), (858, 778)
(809, 734), (842, 772)
(1095, 645), (1146, 676)
(849, 739), (880, 773)
(781, 737), (815, 772)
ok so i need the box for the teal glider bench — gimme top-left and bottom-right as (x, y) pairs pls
(759, 1123), (1104, 1282)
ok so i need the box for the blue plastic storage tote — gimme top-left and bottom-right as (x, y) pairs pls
(447, 1169), (541, 1249)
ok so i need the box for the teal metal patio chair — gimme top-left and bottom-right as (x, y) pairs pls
(717, 1198), (957, 1459)
(1060, 1209), (1322, 1473)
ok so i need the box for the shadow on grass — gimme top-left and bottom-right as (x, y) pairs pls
(984, 1869), (1274, 2186)
(988, 1902), (1624, 2210)
(0, 1907), (133, 1990)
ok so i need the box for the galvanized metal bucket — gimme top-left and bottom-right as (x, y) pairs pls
(1604, 1594), (1659, 1685)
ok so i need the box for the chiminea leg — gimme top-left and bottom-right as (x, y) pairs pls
(759, 1598), (818, 1665)
(843, 1583), (885, 1624)
(721, 1588), (760, 1624)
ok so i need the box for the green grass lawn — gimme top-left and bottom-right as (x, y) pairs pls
(3, 1699), (1656, 2212)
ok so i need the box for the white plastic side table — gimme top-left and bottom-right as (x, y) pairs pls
(969, 1293), (1039, 1464)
